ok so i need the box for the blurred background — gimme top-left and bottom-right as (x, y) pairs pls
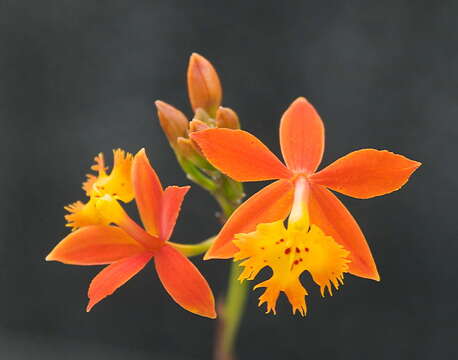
(0, 1), (456, 359)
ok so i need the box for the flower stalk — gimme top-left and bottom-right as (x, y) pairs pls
(171, 160), (246, 359)
(156, 53), (247, 359)
(169, 236), (215, 257)
(216, 262), (248, 360)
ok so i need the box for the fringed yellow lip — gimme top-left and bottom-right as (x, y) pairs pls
(234, 177), (350, 316)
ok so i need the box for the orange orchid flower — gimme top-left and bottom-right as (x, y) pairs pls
(47, 149), (216, 318)
(191, 97), (420, 315)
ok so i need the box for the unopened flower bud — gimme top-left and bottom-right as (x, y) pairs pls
(155, 100), (189, 147)
(194, 108), (214, 126)
(216, 106), (240, 129)
(176, 137), (213, 169)
(187, 53), (222, 117)
(189, 119), (210, 133)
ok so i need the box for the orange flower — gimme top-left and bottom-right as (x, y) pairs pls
(191, 97), (420, 314)
(47, 149), (216, 318)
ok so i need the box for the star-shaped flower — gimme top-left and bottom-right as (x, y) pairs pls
(191, 97), (420, 314)
(47, 149), (216, 318)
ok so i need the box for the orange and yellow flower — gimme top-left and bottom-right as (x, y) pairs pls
(47, 149), (216, 318)
(191, 97), (421, 315)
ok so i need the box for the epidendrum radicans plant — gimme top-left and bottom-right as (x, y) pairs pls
(46, 53), (421, 359)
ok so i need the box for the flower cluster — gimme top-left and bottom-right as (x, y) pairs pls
(156, 53), (243, 217)
(47, 54), (420, 319)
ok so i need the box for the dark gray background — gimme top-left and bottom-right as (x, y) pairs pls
(0, 1), (456, 359)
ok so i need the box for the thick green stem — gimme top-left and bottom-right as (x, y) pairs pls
(177, 155), (217, 193)
(168, 236), (215, 257)
(173, 144), (247, 359)
(213, 191), (237, 221)
(213, 200), (248, 360)
(216, 262), (248, 360)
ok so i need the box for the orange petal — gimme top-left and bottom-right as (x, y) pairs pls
(279, 97), (325, 174)
(191, 129), (292, 182)
(87, 252), (152, 311)
(132, 149), (163, 236)
(187, 53), (222, 116)
(310, 149), (421, 199)
(160, 186), (190, 242)
(309, 184), (379, 280)
(95, 195), (161, 250)
(154, 244), (216, 318)
(46, 225), (145, 265)
(205, 179), (294, 259)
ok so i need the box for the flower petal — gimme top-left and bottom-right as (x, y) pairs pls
(191, 129), (292, 182)
(132, 149), (163, 236)
(64, 198), (109, 231)
(83, 150), (134, 203)
(310, 149), (421, 199)
(160, 186), (190, 242)
(95, 196), (161, 250)
(205, 179), (294, 259)
(99, 149), (134, 202)
(46, 225), (145, 265)
(309, 184), (379, 280)
(87, 252), (152, 311)
(279, 97), (325, 174)
(154, 244), (216, 318)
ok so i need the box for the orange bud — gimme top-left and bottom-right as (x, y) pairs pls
(177, 137), (201, 157)
(176, 137), (213, 169)
(155, 100), (189, 147)
(189, 119), (210, 133)
(187, 53), (222, 116)
(216, 106), (240, 129)
(194, 108), (211, 124)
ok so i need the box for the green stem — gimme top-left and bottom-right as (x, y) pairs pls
(174, 146), (247, 359)
(168, 236), (215, 257)
(177, 155), (217, 193)
(213, 200), (248, 360)
(216, 262), (248, 360)
(213, 191), (237, 221)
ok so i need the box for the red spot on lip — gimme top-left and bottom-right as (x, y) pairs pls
(284, 248), (291, 255)
(305, 248), (309, 252)
(296, 248), (300, 253)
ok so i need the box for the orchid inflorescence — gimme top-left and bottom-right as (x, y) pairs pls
(46, 53), (420, 356)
